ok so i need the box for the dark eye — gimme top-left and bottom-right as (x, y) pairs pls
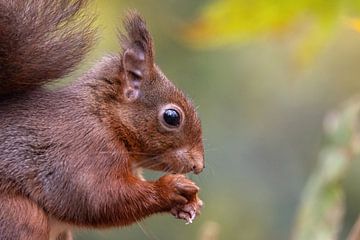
(159, 104), (184, 131)
(163, 109), (181, 127)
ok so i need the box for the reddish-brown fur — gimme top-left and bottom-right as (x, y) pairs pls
(0, 0), (204, 239)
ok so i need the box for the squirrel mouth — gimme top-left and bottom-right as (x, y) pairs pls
(131, 159), (197, 177)
(130, 148), (204, 176)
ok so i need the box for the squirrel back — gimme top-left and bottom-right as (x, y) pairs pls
(0, 0), (95, 96)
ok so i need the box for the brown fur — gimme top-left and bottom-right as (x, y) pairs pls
(0, 0), (95, 96)
(0, 1), (204, 239)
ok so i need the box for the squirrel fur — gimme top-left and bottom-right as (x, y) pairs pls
(0, 0), (205, 239)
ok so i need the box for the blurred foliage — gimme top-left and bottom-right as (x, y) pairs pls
(185, 0), (360, 65)
(292, 99), (360, 240)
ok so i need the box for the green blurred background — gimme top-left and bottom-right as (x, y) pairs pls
(72, 0), (360, 239)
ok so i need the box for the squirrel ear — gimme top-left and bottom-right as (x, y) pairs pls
(120, 11), (154, 101)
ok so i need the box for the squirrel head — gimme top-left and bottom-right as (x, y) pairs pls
(88, 12), (204, 174)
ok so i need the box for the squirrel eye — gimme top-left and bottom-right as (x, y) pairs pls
(159, 104), (184, 131)
(163, 109), (181, 127)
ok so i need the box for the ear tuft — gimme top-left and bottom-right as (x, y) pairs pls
(119, 10), (154, 102)
(120, 10), (154, 63)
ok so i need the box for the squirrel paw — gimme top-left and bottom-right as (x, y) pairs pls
(156, 174), (202, 223)
(171, 196), (203, 224)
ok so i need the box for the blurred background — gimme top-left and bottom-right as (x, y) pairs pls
(73, 0), (360, 239)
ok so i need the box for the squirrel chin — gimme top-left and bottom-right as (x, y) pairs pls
(131, 161), (192, 180)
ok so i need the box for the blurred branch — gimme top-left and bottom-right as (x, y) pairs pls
(348, 215), (360, 240)
(291, 98), (360, 240)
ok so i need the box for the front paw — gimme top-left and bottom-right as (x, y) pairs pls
(171, 195), (203, 224)
(156, 174), (200, 218)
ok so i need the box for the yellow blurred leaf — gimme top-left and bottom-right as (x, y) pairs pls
(347, 17), (360, 32)
(184, 0), (359, 66)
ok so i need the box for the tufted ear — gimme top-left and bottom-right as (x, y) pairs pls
(120, 11), (154, 101)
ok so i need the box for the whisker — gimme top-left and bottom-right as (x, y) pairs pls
(163, 165), (172, 174)
(128, 151), (158, 156)
(131, 156), (159, 167)
(191, 174), (202, 185)
(136, 221), (160, 240)
(204, 161), (215, 176)
(99, 150), (158, 157)
(204, 147), (218, 152)
(132, 158), (163, 169)
(138, 157), (161, 165)
(180, 166), (185, 175)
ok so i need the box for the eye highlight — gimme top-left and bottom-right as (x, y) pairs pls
(163, 109), (180, 127)
(159, 104), (184, 130)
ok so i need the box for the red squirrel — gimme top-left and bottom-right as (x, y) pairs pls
(0, 0), (204, 239)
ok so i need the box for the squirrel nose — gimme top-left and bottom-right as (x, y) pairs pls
(192, 162), (204, 174)
(189, 147), (205, 174)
